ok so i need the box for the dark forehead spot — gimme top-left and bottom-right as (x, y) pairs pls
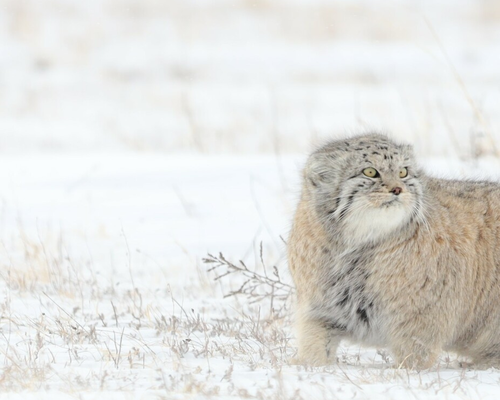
(372, 151), (380, 155)
(355, 148), (363, 151)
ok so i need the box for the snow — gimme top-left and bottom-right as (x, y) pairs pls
(2, 0), (500, 398)
(2, 154), (500, 399)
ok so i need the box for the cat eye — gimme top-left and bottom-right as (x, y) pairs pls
(399, 167), (408, 178)
(362, 167), (379, 178)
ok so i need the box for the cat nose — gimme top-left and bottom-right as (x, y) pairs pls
(391, 187), (402, 195)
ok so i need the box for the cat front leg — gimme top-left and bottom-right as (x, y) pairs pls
(294, 312), (343, 366)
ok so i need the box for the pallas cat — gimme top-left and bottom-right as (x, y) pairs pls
(288, 133), (500, 369)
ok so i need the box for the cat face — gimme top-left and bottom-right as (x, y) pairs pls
(305, 134), (425, 245)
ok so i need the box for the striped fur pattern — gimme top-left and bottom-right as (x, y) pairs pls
(288, 133), (500, 369)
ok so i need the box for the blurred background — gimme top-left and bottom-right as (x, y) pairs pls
(1, 0), (499, 158)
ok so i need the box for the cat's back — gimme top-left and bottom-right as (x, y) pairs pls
(423, 176), (500, 263)
(426, 176), (500, 217)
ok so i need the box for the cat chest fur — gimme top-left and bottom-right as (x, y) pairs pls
(314, 250), (387, 346)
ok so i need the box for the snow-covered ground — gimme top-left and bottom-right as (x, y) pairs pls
(2, 154), (500, 399)
(2, 0), (500, 398)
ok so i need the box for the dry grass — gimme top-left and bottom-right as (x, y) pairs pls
(0, 232), (294, 394)
(0, 222), (497, 399)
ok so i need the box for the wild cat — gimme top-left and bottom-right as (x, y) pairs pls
(288, 133), (500, 369)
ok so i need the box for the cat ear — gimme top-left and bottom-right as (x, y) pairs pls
(304, 153), (333, 188)
(304, 140), (352, 188)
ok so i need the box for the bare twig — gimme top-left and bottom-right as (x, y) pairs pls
(203, 248), (294, 317)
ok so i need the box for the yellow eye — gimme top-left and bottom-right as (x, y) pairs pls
(399, 167), (408, 178)
(362, 167), (379, 178)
